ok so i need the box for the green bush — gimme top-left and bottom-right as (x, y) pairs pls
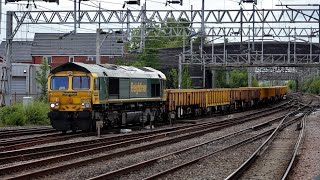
(24, 101), (50, 125)
(299, 76), (320, 95)
(0, 103), (26, 126)
(287, 80), (296, 91)
(0, 101), (50, 126)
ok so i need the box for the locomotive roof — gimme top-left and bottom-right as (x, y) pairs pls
(50, 62), (166, 80)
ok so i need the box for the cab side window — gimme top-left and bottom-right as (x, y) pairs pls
(151, 79), (160, 97)
(109, 78), (119, 99)
(94, 78), (100, 90)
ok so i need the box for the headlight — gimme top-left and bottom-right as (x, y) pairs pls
(82, 102), (91, 108)
(50, 103), (55, 108)
(50, 102), (59, 109)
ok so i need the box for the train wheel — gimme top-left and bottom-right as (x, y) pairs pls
(108, 119), (115, 129)
(71, 124), (77, 134)
(115, 118), (122, 128)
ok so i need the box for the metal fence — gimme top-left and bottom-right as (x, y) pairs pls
(11, 93), (42, 104)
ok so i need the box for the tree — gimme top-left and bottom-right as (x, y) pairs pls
(126, 18), (192, 70)
(299, 76), (320, 95)
(36, 60), (50, 101)
(114, 57), (128, 66)
(166, 67), (192, 89)
(214, 69), (228, 88)
(161, 18), (191, 48)
(252, 76), (259, 87)
(181, 67), (192, 89)
(287, 80), (296, 91)
(214, 69), (259, 88)
(230, 70), (248, 88)
(167, 69), (178, 89)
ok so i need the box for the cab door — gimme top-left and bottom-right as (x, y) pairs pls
(98, 77), (108, 101)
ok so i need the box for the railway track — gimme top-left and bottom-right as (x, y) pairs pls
(0, 103), (286, 152)
(0, 99), (291, 153)
(0, 100), (292, 159)
(225, 105), (313, 180)
(0, 101), (296, 179)
(0, 132), (96, 152)
(88, 104), (308, 180)
(0, 133), (64, 146)
(0, 127), (56, 139)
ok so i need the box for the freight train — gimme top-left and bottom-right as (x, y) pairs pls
(47, 62), (288, 132)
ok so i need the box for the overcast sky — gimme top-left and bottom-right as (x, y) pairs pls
(0, 0), (319, 41)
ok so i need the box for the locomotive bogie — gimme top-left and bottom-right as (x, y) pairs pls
(48, 110), (92, 131)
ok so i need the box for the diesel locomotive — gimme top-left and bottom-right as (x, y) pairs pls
(48, 62), (166, 132)
(48, 62), (288, 132)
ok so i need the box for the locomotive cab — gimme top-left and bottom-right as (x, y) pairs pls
(48, 69), (95, 132)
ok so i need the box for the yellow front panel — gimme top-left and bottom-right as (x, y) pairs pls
(48, 71), (93, 112)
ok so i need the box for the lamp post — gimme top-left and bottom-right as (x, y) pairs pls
(201, 0), (205, 88)
(96, 29), (114, 64)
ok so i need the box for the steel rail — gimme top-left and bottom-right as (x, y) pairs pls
(141, 109), (307, 180)
(281, 108), (313, 180)
(0, 128), (56, 139)
(139, 111), (308, 180)
(142, 131), (272, 180)
(94, 130), (272, 180)
(0, 133), (88, 151)
(1, 124), (236, 179)
(224, 104), (311, 180)
(0, 104), (294, 179)
(0, 107), (293, 164)
(0, 126), (52, 133)
(0, 135), (152, 164)
(0, 102), (291, 159)
(0, 100), (290, 152)
(88, 112), (297, 180)
(0, 133), (61, 146)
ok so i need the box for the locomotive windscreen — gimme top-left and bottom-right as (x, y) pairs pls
(51, 76), (68, 90)
(72, 76), (90, 90)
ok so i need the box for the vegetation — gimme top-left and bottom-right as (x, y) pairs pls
(166, 67), (193, 89)
(214, 69), (259, 88)
(117, 18), (257, 89)
(286, 76), (320, 95)
(287, 80), (296, 91)
(115, 18), (193, 85)
(116, 18), (191, 69)
(0, 101), (50, 126)
(36, 60), (50, 101)
(299, 76), (320, 95)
